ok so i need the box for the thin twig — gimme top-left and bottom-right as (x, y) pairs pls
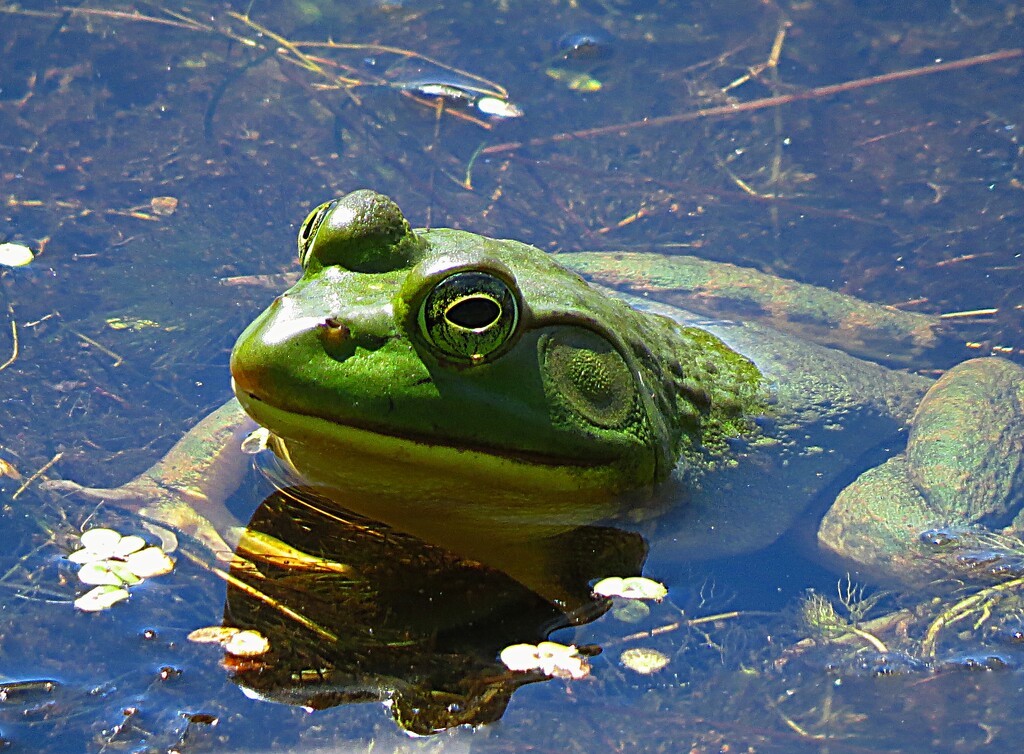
(921, 575), (1024, 657)
(481, 48), (1024, 155)
(12, 452), (63, 500)
(0, 310), (17, 371)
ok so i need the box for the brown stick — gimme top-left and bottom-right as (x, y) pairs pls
(482, 48), (1024, 155)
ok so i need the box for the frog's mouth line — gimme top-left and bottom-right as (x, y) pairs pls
(234, 387), (635, 495)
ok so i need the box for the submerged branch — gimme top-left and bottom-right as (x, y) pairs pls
(482, 48), (1024, 155)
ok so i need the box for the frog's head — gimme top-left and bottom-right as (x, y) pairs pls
(230, 191), (684, 512)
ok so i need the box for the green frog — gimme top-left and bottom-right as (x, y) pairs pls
(45, 190), (1024, 586)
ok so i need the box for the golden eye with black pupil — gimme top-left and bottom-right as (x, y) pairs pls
(297, 200), (336, 266)
(419, 271), (519, 363)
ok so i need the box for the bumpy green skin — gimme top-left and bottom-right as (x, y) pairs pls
(567, 266), (1024, 574)
(230, 190), (1024, 577)
(908, 358), (1024, 527)
(561, 252), (946, 367)
(819, 358), (1024, 581)
(231, 189), (768, 495)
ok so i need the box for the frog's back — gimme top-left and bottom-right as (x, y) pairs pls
(593, 285), (932, 561)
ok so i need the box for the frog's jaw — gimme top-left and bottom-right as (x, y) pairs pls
(234, 388), (630, 539)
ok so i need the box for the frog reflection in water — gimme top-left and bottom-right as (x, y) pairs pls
(48, 191), (1024, 706)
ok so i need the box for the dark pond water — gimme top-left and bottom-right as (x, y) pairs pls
(1, 1), (1023, 752)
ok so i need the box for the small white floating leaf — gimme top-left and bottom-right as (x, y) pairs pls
(593, 576), (667, 602)
(75, 585), (129, 611)
(78, 562), (125, 586)
(223, 630), (270, 657)
(620, 647), (670, 675)
(187, 626), (269, 657)
(535, 642), (590, 680)
(68, 547), (108, 565)
(79, 528), (122, 552)
(500, 643), (541, 672)
(500, 641), (589, 680)
(104, 560), (142, 586)
(477, 96), (523, 118)
(593, 576), (624, 597)
(125, 547), (174, 578)
(110, 535), (147, 558)
(0, 242), (34, 267)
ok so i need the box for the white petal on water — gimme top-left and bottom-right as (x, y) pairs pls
(500, 641), (589, 679)
(105, 560), (142, 586)
(74, 585), (129, 611)
(593, 576), (667, 601)
(619, 576), (668, 601)
(500, 643), (541, 672)
(125, 547), (174, 578)
(476, 96), (524, 118)
(535, 642), (590, 680)
(592, 576), (624, 597)
(77, 562), (124, 586)
(0, 242), (34, 267)
(110, 535), (147, 558)
(187, 626), (269, 656)
(223, 630), (270, 657)
(79, 528), (122, 552)
(550, 656), (589, 680)
(68, 548), (108, 565)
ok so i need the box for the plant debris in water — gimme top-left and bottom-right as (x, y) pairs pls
(68, 527), (174, 611)
(0, 242), (34, 267)
(620, 647), (671, 675)
(593, 576), (668, 601)
(188, 626), (271, 657)
(500, 641), (590, 680)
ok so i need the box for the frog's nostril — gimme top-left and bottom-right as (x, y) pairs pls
(321, 317), (351, 340)
(319, 317), (356, 361)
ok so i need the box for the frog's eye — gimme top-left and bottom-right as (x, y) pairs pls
(419, 271), (519, 363)
(297, 200), (336, 266)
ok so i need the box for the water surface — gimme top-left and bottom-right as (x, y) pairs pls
(1, 1), (1022, 751)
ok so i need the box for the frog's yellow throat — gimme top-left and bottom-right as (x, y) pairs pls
(236, 391), (640, 543)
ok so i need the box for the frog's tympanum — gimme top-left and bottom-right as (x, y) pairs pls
(46, 190), (1024, 732)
